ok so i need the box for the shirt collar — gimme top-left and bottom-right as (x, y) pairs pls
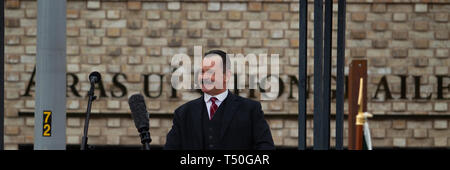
(204, 90), (229, 103)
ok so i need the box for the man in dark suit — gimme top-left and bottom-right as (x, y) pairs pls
(164, 50), (275, 150)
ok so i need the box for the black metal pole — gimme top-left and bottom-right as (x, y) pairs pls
(0, 0), (4, 151)
(81, 83), (97, 150)
(143, 143), (150, 150)
(298, 0), (308, 150)
(313, 0), (326, 150)
(336, 0), (347, 150)
(323, 0), (333, 149)
(140, 130), (151, 150)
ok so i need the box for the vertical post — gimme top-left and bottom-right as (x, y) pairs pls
(322, 0), (333, 149)
(298, 0), (308, 150)
(313, 0), (327, 150)
(335, 0), (346, 150)
(34, 0), (67, 150)
(348, 60), (367, 150)
(0, 0), (4, 150)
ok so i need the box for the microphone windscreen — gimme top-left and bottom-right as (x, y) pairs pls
(89, 71), (102, 83)
(128, 94), (149, 132)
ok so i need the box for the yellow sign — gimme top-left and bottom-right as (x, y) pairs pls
(43, 111), (52, 137)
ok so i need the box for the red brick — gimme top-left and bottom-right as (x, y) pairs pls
(5, 36), (21, 45)
(350, 30), (366, 39)
(107, 47), (121, 56)
(127, 1), (142, 10)
(372, 4), (386, 13)
(248, 2), (262, 11)
(146, 29), (161, 38)
(128, 37), (142, 47)
(67, 9), (79, 19)
(269, 12), (283, 21)
(106, 28), (121, 37)
(413, 58), (428, 67)
(5, 126), (20, 135)
(187, 29), (202, 38)
(373, 39), (388, 49)
(6, 54), (20, 64)
(207, 39), (221, 47)
(146, 11), (160, 20)
(168, 38), (182, 47)
(414, 39), (429, 49)
(147, 47), (161, 56)
(372, 21), (388, 31)
(435, 13), (448, 22)
(227, 11), (242, 21)
(86, 19), (101, 28)
(290, 39), (299, 48)
(87, 37), (102, 46)
(392, 31), (408, 40)
(391, 48), (408, 58)
(351, 13), (366, 22)
(5, 18), (20, 28)
(369, 57), (386, 67)
(414, 21), (429, 32)
(392, 13), (407, 22)
(351, 48), (366, 58)
(127, 20), (142, 29)
(6, 0), (20, 9)
(435, 31), (449, 40)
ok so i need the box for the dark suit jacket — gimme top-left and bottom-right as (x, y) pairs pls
(164, 91), (275, 150)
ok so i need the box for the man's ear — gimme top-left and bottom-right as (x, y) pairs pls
(225, 70), (231, 82)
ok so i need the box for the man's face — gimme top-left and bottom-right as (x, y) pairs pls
(199, 54), (229, 95)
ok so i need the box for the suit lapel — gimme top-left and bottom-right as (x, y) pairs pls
(220, 91), (240, 141)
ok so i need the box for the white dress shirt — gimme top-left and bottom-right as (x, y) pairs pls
(203, 90), (229, 120)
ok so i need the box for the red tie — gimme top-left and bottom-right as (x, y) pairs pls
(209, 97), (218, 120)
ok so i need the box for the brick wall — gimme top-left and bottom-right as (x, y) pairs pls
(3, 0), (450, 149)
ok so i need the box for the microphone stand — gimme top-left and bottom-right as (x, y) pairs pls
(139, 129), (152, 150)
(81, 81), (97, 150)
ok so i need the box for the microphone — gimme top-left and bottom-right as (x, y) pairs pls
(81, 71), (102, 150)
(89, 71), (102, 84)
(128, 94), (152, 150)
